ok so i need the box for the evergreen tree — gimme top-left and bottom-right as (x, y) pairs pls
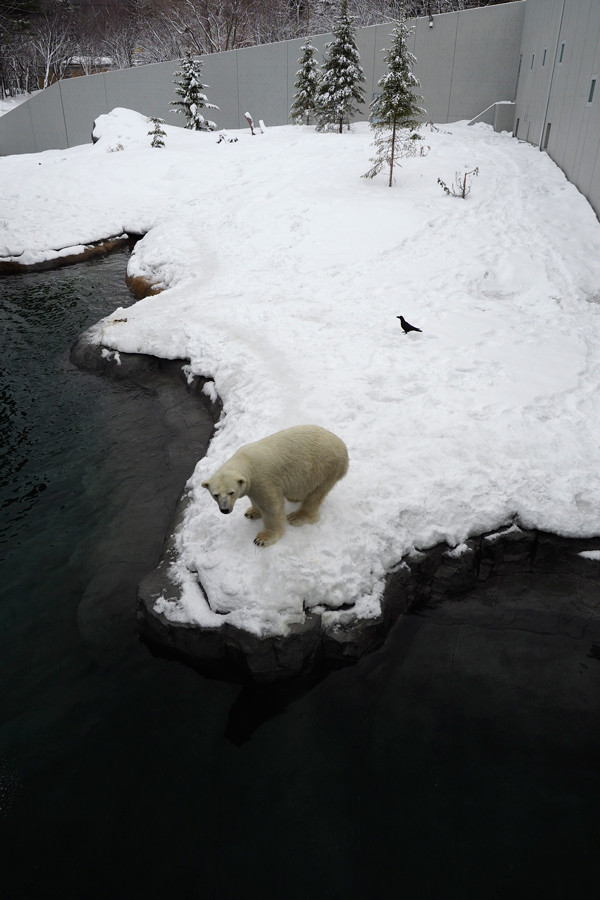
(171, 50), (218, 132)
(147, 115), (166, 148)
(315, 0), (365, 134)
(363, 17), (425, 186)
(290, 38), (319, 125)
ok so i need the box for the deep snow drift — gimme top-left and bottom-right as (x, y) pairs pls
(3, 108), (600, 637)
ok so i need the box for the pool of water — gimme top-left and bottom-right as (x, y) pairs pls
(1, 251), (599, 898)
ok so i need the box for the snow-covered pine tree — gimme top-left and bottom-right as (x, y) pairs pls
(290, 39), (319, 126)
(171, 51), (218, 132)
(315, 0), (365, 134)
(148, 116), (167, 148)
(363, 17), (426, 186)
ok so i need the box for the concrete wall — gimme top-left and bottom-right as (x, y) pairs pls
(514, 0), (600, 217)
(468, 101), (516, 131)
(0, 2), (526, 157)
(416, 2), (524, 122)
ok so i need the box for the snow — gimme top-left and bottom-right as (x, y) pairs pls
(484, 523), (522, 542)
(0, 94), (33, 117)
(3, 107), (600, 638)
(101, 348), (121, 365)
(444, 543), (471, 558)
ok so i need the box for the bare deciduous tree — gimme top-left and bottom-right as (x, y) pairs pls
(160, 0), (258, 55)
(0, 0), (514, 100)
(30, 7), (75, 88)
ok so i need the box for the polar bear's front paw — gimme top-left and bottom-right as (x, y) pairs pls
(245, 506), (261, 519)
(254, 530), (282, 547)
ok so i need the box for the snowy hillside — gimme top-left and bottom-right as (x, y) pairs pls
(3, 108), (600, 636)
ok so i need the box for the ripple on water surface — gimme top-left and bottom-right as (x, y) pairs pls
(0, 248), (214, 650)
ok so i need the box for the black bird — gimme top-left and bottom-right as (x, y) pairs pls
(397, 315), (422, 334)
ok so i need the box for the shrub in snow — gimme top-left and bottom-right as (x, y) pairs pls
(438, 167), (479, 198)
(147, 116), (166, 148)
(290, 39), (320, 126)
(363, 18), (426, 186)
(171, 51), (218, 132)
(315, 0), (365, 134)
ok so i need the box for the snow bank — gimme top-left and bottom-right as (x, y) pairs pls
(0, 93), (33, 117)
(3, 108), (600, 637)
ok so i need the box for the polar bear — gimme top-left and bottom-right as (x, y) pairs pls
(201, 424), (349, 547)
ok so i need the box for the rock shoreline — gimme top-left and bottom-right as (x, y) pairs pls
(140, 515), (600, 683)
(0, 234), (139, 274)
(72, 328), (600, 684)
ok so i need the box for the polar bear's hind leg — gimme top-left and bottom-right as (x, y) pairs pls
(287, 471), (340, 526)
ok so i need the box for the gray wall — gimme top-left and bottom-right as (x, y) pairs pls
(514, 0), (600, 217)
(0, 2), (525, 157)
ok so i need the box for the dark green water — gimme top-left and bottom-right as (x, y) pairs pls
(1, 251), (599, 898)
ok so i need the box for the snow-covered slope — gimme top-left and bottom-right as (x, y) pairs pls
(3, 108), (600, 636)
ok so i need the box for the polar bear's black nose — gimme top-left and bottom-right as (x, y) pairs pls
(220, 508), (231, 514)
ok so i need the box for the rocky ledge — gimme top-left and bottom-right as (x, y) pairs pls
(73, 332), (600, 684)
(0, 234), (138, 274)
(138, 517), (600, 683)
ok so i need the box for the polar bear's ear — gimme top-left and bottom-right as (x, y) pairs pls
(237, 477), (246, 489)
(201, 480), (210, 489)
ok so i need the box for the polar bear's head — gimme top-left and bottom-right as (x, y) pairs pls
(201, 471), (247, 514)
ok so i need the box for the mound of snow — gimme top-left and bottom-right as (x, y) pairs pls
(3, 108), (600, 638)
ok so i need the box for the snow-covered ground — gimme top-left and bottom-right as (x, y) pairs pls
(3, 108), (600, 636)
(0, 93), (33, 117)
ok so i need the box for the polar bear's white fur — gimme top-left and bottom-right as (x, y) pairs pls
(201, 424), (349, 547)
